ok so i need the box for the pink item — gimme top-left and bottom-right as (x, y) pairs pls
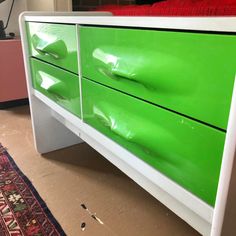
(0, 39), (27, 103)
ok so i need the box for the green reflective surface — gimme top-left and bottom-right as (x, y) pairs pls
(80, 26), (236, 130)
(31, 58), (81, 117)
(27, 22), (78, 74)
(82, 78), (225, 206)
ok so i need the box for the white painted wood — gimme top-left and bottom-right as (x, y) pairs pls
(19, 13), (236, 236)
(33, 89), (213, 235)
(210, 78), (236, 236)
(77, 25), (84, 120)
(21, 11), (113, 18)
(19, 12), (83, 154)
(18, 11), (112, 146)
(22, 14), (236, 32)
(79, 129), (211, 236)
(30, 95), (83, 153)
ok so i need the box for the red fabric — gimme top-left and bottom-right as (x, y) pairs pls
(152, 0), (197, 7)
(202, 0), (236, 5)
(112, 5), (151, 16)
(150, 0), (236, 16)
(96, 0), (236, 16)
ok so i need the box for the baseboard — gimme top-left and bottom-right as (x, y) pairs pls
(0, 98), (29, 109)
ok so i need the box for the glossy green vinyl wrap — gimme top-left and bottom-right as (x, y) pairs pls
(80, 26), (236, 130)
(31, 58), (81, 117)
(82, 78), (225, 206)
(27, 22), (78, 74)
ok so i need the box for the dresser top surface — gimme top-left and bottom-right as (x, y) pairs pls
(20, 12), (236, 33)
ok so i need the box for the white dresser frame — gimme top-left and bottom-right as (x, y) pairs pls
(19, 13), (236, 235)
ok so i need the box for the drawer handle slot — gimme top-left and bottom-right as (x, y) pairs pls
(110, 68), (146, 87)
(93, 48), (156, 89)
(93, 48), (192, 94)
(94, 106), (134, 141)
(50, 92), (67, 101)
(92, 104), (170, 156)
(32, 34), (68, 59)
(36, 71), (68, 100)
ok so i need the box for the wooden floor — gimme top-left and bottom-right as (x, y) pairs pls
(0, 105), (200, 236)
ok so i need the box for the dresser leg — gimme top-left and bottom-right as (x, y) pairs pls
(29, 96), (83, 154)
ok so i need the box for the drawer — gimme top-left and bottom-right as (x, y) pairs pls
(27, 22), (78, 74)
(82, 78), (226, 206)
(80, 26), (236, 130)
(30, 58), (81, 117)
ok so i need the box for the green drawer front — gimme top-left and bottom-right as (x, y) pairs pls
(31, 58), (81, 117)
(82, 78), (225, 206)
(27, 22), (78, 74)
(80, 26), (236, 130)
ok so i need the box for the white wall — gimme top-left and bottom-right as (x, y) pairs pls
(27, 0), (55, 11)
(55, 0), (72, 11)
(0, 0), (72, 36)
(27, 0), (72, 11)
(0, 0), (27, 36)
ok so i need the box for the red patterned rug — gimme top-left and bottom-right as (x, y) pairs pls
(0, 144), (66, 236)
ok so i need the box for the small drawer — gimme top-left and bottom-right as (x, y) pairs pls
(80, 26), (236, 130)
(30, 58), (81, 117)
(27, 22), (78, 74)
(82, 78), (225, 206)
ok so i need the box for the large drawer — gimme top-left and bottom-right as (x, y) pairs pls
(30, 58), (81, 117)
(82, 78), (226, 206)
(27, 22), (78, 74)
(80, 26), (236, 130)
